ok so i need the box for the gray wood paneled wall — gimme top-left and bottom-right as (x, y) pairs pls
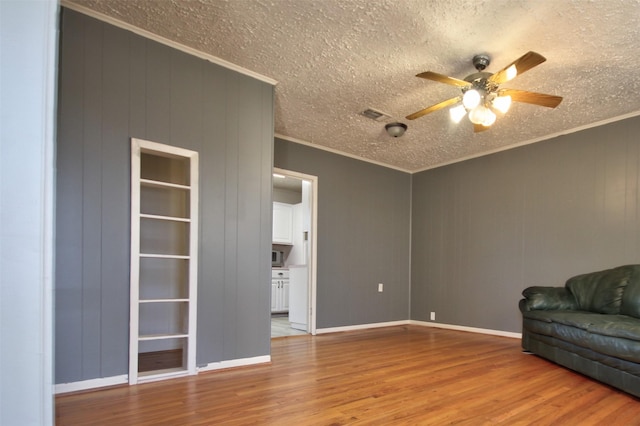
(274, 139), (412, 328)
(411, 116), (640, 333)
(56, 9), (273, 384)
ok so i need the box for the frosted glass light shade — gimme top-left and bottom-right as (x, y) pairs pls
(505, 65), (518, 81)
(385, 122), (407, 137)
(482, 109), (496, 126)
(468, 105), (488, 124)
(492, 95), (512, 114)
(449, 105), (467, 123)
(462, 89), (481, 109)
(469, 106), (496, 126)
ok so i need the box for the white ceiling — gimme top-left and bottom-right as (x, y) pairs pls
(65, 0), (640, 172)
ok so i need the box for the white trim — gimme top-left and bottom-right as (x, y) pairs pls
(137, 369), (191, 384)
(62, 3), (640, 175)
(129, 138), (199, 385)
(43, 0), (58, 420)
(59, 0), (640, 174)
(55, 375), (128, 394)
(410, 320), (522, 339)
(59, 0), (277, 86)
(273, 168), (319, 335)
(315, 320), (411, 334)
(275, 134), (412, 174)
(412, 110), (640, 173)
(315, 320), (521, 339)
(198, 355), (271, 372)
(129, 140), (142, 384)
(279, 110), (640, 174)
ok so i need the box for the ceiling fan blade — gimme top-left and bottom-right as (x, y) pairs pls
(417, 71), (470, 88)
(499, 88), (563, 108)
(474, 123), (490, 133)
(406, 96), (462, 120)
(488, 51), (546, 84)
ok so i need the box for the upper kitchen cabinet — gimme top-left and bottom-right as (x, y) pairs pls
(273, 202), (293, 244)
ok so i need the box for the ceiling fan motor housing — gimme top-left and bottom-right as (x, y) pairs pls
(472, 54), (490, 71)
(462, 71), (496, 96)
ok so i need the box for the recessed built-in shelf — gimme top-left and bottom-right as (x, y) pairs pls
(130, 138), (199, 385)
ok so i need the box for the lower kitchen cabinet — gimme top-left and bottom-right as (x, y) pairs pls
(271, 269), (289, 313)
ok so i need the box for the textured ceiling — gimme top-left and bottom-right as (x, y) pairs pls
(65, 0), (640, 172)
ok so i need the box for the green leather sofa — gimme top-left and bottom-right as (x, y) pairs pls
(519, 264), (640, 398)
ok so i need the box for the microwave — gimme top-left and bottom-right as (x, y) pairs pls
(272, 250), (284, 267)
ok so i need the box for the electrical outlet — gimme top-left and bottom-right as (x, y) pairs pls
(378, 283), (384, 292)
(430, 312), (436, 321)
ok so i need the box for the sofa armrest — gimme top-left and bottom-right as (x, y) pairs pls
(520, 286), (578, 312)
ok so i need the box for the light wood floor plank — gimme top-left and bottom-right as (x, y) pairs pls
(56, 326), (640, 425)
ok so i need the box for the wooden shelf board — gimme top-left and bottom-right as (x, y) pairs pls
(140, 213), (190, 223)
(140, 178), (190, 190)
(138, 333), (189, 341)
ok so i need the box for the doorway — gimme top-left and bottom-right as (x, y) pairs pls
(271, 168), (317, 337)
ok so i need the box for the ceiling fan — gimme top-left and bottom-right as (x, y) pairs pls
(406, 51), (563, 132)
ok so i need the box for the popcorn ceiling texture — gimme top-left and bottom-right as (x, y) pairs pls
(68, 0), (640, 172)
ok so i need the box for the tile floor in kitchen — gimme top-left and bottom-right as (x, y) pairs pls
(271, 314), (307, 338)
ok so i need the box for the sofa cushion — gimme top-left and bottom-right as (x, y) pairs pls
(521, 287), (577, 311)
(523, 311), (640, 363)
(620, 265), (640, 318)
(566, 265), (632, 314)
(586, 314), (640, 341)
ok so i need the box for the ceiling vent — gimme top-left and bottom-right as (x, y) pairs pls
(360, 108), (392, 122)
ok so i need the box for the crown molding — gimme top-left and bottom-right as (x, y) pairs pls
(60, 0), (277, 86)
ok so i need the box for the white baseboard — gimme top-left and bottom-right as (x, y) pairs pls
(315, 320), (410, 334)
(410, 320), (522, 339)
(54, 325), (518, 394)
(315, 320), (521, 339)
(55, 375), (128, 394)
(197, 355), (271, 372)
(54, 355), (271, 393)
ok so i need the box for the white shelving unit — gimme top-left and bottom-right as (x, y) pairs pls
(129, 138), (199, 385)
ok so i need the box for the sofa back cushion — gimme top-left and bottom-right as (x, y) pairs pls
(620, 265), (640, 318)
(565, 265), (636, 314)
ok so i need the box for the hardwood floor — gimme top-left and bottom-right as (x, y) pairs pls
(56, 326), (640, 425)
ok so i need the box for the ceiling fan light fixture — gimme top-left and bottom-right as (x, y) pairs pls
(462, 89), (481, 109)
(468, 105), (494, 126)
(482, 109), (497, 126)
(449, 105), (467, 123)
(505, 65), (518, 81)
(492, 95), (512, 114)
(406, 51), (562, 133)
(385, 122), (408, 138)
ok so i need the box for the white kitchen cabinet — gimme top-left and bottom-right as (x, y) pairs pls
(271, 269), (289, 313)
(272, 202), (293, 244)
